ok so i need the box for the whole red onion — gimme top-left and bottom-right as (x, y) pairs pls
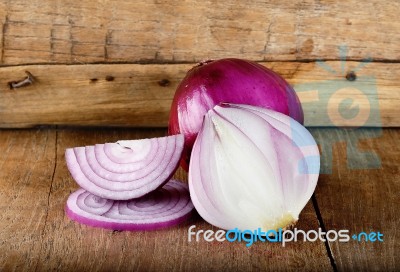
(168, 58), (303, 170)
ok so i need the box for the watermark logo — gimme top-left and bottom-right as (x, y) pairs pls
(292, 45), (382, 174)
(188, 225), (384, 247)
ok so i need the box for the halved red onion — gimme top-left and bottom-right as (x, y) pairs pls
(66, 180), (194, 231)
(65, 135), (184, 200)
(189, 103), (320, 232)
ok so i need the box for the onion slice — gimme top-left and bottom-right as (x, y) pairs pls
(66, 179), (194, 231)
(65, 135), (184, 200)
(189, 103), (320, 232)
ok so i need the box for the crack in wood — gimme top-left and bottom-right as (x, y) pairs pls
(50, 28), (55, 62)
(104, 30), (112, 60)
(285, 62), (302, 79)
(312, 195), (338, 272)
(68, 16), (74, 63)
(1, 15), (9, 64)
(34, 128), (58, 272)
(262, 21), (274, 54)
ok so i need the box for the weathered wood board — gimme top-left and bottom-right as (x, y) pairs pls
(310, 128), (400, 271)
(0, 129), (56, 270)
(0, 61), (398, 128)
(0, 0), (399, 64)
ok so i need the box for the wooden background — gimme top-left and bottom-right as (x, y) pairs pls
(0, 0), (399, 127)
(0, 1), (399, 271)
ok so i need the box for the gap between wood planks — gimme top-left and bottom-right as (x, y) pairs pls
(1, 59), (400, 68)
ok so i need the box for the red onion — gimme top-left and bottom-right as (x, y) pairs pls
(65, 135), (184, 200)
(169, 58), (304, 170)
(189, 103), (319, 231)
(66, 180), (194, 231)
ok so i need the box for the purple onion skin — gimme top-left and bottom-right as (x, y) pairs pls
(168, 58), (304, 170)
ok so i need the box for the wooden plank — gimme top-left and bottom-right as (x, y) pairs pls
(0, 61), (399, 128)
(0, 129), (56, 270)
(311, 128), (400, 271)
(0, 0), (399, 65)
(34, 127), (331, 271)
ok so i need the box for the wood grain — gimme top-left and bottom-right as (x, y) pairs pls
(0, 129), (56, 270)
(311, 128), (400, 271)
(35, 127), (330, 271)
(1, 127), (399, 271)
(0, 61), (399, 128)
(0, 0), (399, 65)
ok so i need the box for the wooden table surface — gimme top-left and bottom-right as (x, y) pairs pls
(0, 127), (398, 271)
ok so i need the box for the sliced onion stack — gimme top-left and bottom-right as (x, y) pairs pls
(65, 135), (184, 200)
(66, 180), (194, 231)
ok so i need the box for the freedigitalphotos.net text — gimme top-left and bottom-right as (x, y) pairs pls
(188, 225), (383, 247)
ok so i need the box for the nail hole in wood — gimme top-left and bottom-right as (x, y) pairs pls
(346, 71), (357, 81)
(105, 75), (115, 81)
(158, 79), (170, 87)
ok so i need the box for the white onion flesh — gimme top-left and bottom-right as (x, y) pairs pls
(189, 104), (320, 232)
